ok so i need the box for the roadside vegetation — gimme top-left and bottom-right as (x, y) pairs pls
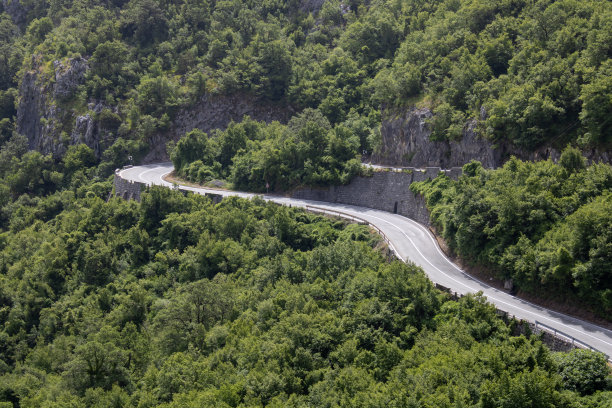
(0, 183), (610, 406)
(0, 0), (611, 405)
(1, 0), (610, 165)
(412, 148), (612, 317)
(170, 110), (369, 192)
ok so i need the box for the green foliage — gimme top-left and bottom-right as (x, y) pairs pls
(0, 14), (23, 91)
(0, 88), (17, 144)
(63, 144), (97, 174)
(1, 188), (607, 406)
(412, 149), (612, 315)
(0, 1), (610, 405)
(5, 0), (607, 168)
(579, 60), (612, 145)
(171, 112), (364, 191)
(170, 129), (215, 174)
(97, 137), (147, 177)
(553, 349), (611, 395)
(90, 41), (128, 79)
(7, 150), (612, 408)
(480, 367), (572, 408)
(374, 0), (612, 148)
(120, 0), (168, 46)
(560, 145), (587, 173)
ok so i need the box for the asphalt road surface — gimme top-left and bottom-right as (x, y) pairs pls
(120, 163), (612, 359)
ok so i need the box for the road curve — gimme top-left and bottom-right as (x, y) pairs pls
(120, 163), (612, 358)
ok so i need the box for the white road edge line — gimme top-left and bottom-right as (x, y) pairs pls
(138, 165), (612, 349)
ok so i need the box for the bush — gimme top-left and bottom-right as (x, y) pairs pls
(553, 349), (611, 395)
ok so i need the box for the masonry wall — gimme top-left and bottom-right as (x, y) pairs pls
(291, 167), (462, 226)
(113, 170), (145, 201)
(113, 170), (225, 203)
(114, 166), (602, 359)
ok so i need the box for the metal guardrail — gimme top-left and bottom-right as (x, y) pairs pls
(304, 205), (403, 261)
(117, 168), (611, 360)
(535, 320), (610, 361)
(306, 205), (612, 362)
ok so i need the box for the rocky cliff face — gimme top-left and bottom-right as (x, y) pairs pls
(374, 107), (502, 168)
(17, 57), (96, 156)
(373, 107), (611, 168)
(143, 93), (293, 162)
(16, 69), (45, 151)
(53, 58), (88, 100)
(17, 56), (291, 161)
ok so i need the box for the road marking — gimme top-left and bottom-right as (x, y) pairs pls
(125, 165), (612, 350)
(138, 167), (162, 184)
(396, 214), (612, 336)
(347, 212), (612, 347)
(256, 200), (612, 347)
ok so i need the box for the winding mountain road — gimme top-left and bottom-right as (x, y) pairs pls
(120, 163), (612, 359)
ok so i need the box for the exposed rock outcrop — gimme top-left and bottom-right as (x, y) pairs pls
(143, 93), (294, 162)
(17, 70), (46, 151)
(17, 57), (93, 156)
(299, 0), (325, 13)
(373, 107), (611, 168)
(53, 57), (88, 100)
(374, 107), (510, 168)
(18, 55), (292, 161)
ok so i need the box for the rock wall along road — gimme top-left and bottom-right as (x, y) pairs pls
(291, 167), (462, 226)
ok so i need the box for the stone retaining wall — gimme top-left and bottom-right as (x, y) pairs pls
(291, 167), (461, 226)
(113, 170), (145, 201)
(113, 170), (225, 203)
(114, 166), (605, 359)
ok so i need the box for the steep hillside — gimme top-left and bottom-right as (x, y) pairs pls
(0, 1), (611, 405)
(0, 188), (610, 406)
(412, 148), (612, 317)
(0, 0), (610, 169)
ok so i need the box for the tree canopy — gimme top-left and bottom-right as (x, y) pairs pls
(0, 184), (610, 406)
(412, 149), (612, 316)
(1, 0), (610, 169)
(170, 111), (367, 191)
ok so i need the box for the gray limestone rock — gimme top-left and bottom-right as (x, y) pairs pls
(373, 106), (611, 168)
(143, 92), (293, 162)
(374, 107), (501, 168)
(17, 57), (101, 157)
(16, 71), (44, 151)
(71, 114), (101, 155)
(53, 57), (89, 100)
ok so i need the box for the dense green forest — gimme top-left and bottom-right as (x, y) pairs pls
(0, 135), (609, 406)
(411, 148), (612, 316)
(170, 110), (371, 191)
(1, 0), (612, 405)
(0, 180), (610, 406)
(1, 0), (610, 164)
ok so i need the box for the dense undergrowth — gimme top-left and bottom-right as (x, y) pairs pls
(170, 111), (369, 192)
(0, 0), (611, 405)
(0, 182), (610, 406)
(411, 148), (612, 317)
(1, 0), (610, 164)
(0, 138), (610, 406)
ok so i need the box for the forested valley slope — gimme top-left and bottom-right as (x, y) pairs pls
(0, 0), (611, 406)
